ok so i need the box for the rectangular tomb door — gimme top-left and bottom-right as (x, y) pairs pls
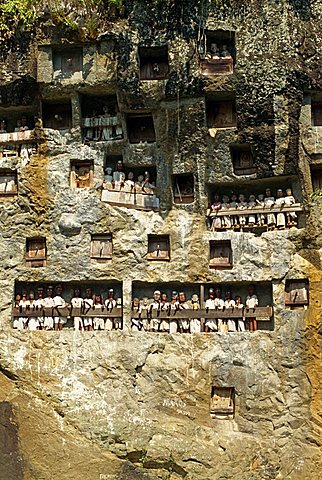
(26, 238), (46, 267)
(91, 235), (113, 260)
(285, 280), (309, 307)
(147, 235), (170, 260)
(210, 387), (235, 419)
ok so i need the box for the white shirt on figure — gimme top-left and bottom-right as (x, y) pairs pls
(246, 295), (258, 309)
(53, 295), (66, 307)
(205, 298), (216, 309)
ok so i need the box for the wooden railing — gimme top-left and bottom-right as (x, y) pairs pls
(200, 57), (234, 75)
(101, 183), (160, 211)
(131, 306), (272, 321)
(0, 130), (35, 144)
(207, 204), (303, 230)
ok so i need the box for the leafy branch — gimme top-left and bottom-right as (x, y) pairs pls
(0, 0), (37, 41)
(0, 0), (125, 50)
(311, 188), (322, 212)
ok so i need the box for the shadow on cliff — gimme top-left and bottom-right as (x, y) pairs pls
(0, 400), (23, 480)
(288, 0), (312, 21)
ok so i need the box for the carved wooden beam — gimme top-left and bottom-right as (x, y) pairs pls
(131, 306), (272, 320)
(207, 205), (303, 217)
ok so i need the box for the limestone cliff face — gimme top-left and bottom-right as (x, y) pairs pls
(0, 327), (321, 480)
(0, 1), (322, 479)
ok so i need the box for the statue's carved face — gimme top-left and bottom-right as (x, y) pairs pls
(55, 285), (62, 296)
(210, 43), (218, 53)
(153, 291), (161, 301)
(179, 293), (185, 302)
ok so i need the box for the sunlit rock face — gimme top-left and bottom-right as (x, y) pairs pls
(0, 1), (321, 479)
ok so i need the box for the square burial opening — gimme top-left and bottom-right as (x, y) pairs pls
(0, 169), (18, 195)
(311, 101), (322, 126)
(311, 167), (322, 191)
(132, 281), (274, 331)
(91, 234), (113, 261)
(209, 240), (232, 268)
(13, 280), (123, 328)
(230, 144), (257, 176)
(210, 387), (235, 419)
(139, 46), (169, 80)
(207, 175), (304, 231)
(53, 48), (83, 79)
(204, 30), (236, 60)
(147, 235), (170, 261)
(42, 101), (72, 130)
(206, 97), (236, 128)
(70, 160), (94, 188)
(104, 156), (157, 186)
(200, 30), (235, 75)
(127, 114), (156, 143)
(285, 279), (309, 309)
(25, 237), (47, 268)
(173, 173), (194, 204)
(0, 107), (36, 133)
(81, 94), (122, 142)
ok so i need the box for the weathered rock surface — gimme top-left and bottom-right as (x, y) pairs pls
(0, 0), (322, 479)
(0, 327), (321, 480)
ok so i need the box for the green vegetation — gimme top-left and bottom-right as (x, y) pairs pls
(0, 0), (37, 42)
(311, 188), (322, 211)
(0, 0), (124, 48)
